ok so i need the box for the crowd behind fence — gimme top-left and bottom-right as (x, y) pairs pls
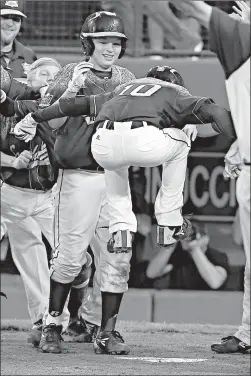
(19, 0), (235, 56)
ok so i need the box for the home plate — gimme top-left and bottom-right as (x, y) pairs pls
(116, 357), (207, 363)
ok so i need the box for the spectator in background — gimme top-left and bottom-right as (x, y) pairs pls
(0, 0), (37, 78)
(101, 1), (202, 53)
(130, 222), (229, 291)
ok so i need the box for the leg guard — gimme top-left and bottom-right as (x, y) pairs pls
(157, 218), (193, 246)
(107, 230), (134, 253)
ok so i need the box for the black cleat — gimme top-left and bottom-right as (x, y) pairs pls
(39, 324), (63, 353)
(94, 330), (130, 355)
(27, 319), (43, 347)
(66, 316), (96, 343)
(211, 336), (251, 354)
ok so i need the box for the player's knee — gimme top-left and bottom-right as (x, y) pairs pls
(72, 252), (93, 288)
(51, 257), (84, 284)
(100, 253), (131, 292)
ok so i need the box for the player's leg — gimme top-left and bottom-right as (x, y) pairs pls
(0, 183), (34, 239)
(90, 198), (131, 355)
(39, 170), (106, 353)
(154, 128), (192, 246)
(212, 168), (250, 353)
(66, 251), (93, 342)
(7, 217), (50, 346)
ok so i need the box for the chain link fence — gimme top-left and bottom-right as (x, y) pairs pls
(19, 0), (235, 56)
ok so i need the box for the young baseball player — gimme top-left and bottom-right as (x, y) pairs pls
(10, 11), (136, 355)
(14, 62), (236, 355)
(171, 0), (250, 354)
(0, 58), (61, 334)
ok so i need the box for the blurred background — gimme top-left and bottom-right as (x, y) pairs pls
(1, 0), (245, 296)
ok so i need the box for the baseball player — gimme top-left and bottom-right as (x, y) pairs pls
(163, 0), (251, 354)
(13, 11), (136, 355)
(15, 63), (236, 354)
(0, 58), (62, 337)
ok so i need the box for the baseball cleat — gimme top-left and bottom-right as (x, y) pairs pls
(157, 217), (193, 246)
(107, 230), (134, 253)
(27, 319), (43, 347)
(66, 316), (97, 343)
(93, 330), (130, 355)
(211, 336), (251, 354)
(39, 324), (63, 353)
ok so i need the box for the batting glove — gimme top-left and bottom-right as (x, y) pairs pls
(68, 62), (94, 93)
(13, 113), (38, 143)
(182, 124), (198, 142)
(223, 141), (242, 179)
(11, 150), (33, 170)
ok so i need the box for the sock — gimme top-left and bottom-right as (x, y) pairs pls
(100, 292), (123, 332)
(68, 281), (89, 321)
(47, 278), (72, 324)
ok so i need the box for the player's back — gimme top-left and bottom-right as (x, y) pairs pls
(96, 77), (195, 129)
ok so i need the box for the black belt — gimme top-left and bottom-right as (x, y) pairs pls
(97, 120), (147, 130)
(244, 162), (251, 166)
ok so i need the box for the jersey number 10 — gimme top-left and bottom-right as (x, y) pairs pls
(119, 84), (161, 97)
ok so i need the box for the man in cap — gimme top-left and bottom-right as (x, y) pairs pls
(1, 0), (37, 78)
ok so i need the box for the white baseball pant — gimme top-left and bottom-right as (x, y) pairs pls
(7, 218), (50, 325)
(46, 170), (132, 329)
(234, 166), (250, 345)
(91, 122), (190, 234)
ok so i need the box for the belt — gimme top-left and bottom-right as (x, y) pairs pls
(244, 161), (251, 166)
(97, 120), (148, 130)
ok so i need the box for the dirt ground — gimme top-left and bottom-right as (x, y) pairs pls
(1, 320), (250, 376)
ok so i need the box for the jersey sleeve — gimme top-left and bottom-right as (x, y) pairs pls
(89, 91), (115, 117)
(14, 100), (39, 120)
(41, 63), (75, 106)
(209, 7), (251, 78)
(169, 86), (214, 127)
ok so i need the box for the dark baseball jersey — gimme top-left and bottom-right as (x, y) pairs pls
(0, 86), (57, 190)
(209, 7), (250, 163)
(95, 77), (216, 129)
(42, 63), (135, 170)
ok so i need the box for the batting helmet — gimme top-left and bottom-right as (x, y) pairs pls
(80, 11), (127, 59)
(146, 66), (186, 88)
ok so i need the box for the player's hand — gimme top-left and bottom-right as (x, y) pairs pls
(0, 89), (7, 103)
(68, 62), (94, 92)
(182, 124), (198, 141)
(13, 113), (38, 143)
(11, 150), (32, 170)
(223, 163), (242, 180)
(233, 1), (250, 23)
(223, 140), (242, 179)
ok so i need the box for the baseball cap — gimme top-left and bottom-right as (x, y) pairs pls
(0, 0), (27, 18)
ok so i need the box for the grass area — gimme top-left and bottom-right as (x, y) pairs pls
(1, 318), (237, 336)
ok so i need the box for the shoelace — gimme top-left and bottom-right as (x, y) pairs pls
(112, 330), (124, 343)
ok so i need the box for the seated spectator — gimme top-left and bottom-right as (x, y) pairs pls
(130, 222), (230, 290)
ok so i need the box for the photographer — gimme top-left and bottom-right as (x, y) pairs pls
(131, 222), (230, 290)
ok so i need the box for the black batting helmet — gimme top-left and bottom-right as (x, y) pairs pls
(80, 11), (127, 59)
(146, 66), (186, 88)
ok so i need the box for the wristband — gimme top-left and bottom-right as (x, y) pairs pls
(0, 90), (7, 104)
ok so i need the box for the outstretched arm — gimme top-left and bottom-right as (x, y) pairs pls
(31, 91), (114, 125)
